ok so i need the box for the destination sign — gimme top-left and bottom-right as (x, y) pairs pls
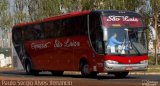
(107, 16), (139, 22)
(102, 15), (143, 28)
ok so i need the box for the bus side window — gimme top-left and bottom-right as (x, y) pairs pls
(24, 26), (33, 41)
(33, 24), (44, 40)
(63, 15), (88, 37)
(24, 24), (43, 41)
(73, 16), (87, 36)
(89, 14), (103, 54)
(44, 22), (55, 38)
(13, 28), (22, 44)
(44, 20), (65, 38)
(58, 20), (65, 37)
(63, 18), (73, 36)
(80, 15), (88, 35)
(12, 27), (23, 57)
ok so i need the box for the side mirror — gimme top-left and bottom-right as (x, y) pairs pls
(148, 25), (156, 40)
(102, 26), (108, 41)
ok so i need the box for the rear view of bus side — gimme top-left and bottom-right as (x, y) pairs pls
(12, 10), (148, 78)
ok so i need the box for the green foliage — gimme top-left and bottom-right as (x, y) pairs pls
(0, 48), (11, 57)
(158, 54), (160, 65)
(148, 53), (160, 65)
(0, 0), (10, 29)
(148, 55), (155, 65)
(0, 0), (8, 14)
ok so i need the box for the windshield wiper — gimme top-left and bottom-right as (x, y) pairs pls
(130, 40), (141, 55)
(123, 28), (141, 55)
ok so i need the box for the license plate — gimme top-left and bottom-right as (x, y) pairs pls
(125, 67), (133, 70)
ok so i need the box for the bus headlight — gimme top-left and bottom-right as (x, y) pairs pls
(140, 60), (148, 64)
(106, 60), (119, 64)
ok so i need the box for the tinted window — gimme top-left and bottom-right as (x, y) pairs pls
(89, 13), (104, 54)
(23, 15), (88, 40)
(12, 27), (22, 44)
(44, 15), (88, 39)
(24, 24), (44, 41)
(12, 27), (24, 59)
(44, 20), (64, 38)
(64, 15), (88, 36)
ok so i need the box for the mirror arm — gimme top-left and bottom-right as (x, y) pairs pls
(148, 25), (156, 40)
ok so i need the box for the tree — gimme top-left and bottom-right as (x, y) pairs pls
(0, 0), (13, 48)
(151, 0), (160, 65)
(0, 0), (9, 29)
(14, 0), (27, 23)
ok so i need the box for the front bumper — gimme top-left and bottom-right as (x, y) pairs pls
(104, 61), (148, 72)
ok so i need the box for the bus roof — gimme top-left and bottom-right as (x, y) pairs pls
(13, 10), (141, 28)
(93, 10), (142, 17)
(13, 10), (91, 28)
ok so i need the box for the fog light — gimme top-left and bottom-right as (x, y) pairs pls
(106, 60), (118, 64)
(107, 67), (113, 70)
(140, 60), (148, 64)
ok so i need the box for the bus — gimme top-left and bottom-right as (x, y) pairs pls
(12, 10), (151, 78)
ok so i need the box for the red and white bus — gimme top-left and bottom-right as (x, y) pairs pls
(12, 10), (149, 78)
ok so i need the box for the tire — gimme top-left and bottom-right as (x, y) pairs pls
(51, 71), (64, 76)
(113, 72), (129, 78)
(25, 61), (39, 75)
(81, 62), (97, 77)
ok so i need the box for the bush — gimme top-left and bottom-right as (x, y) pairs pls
(0, 48), (11, 57)
(148, 55), (155, 65)
(158, 54), (160, 65)
(148, 54), (160, 65)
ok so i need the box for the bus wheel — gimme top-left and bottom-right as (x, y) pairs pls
(51, 71), (64, 76)
(114, 72), (129, 78)
(81, 62), (90, 77)
(25, 61), (39, 75)
(81, 62), (97, 77)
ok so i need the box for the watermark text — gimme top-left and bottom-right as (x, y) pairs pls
(142, 80), (159, 86)
(0, 80), (72, 86)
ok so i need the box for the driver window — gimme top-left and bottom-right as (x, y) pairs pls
(89, 14), (104, 54)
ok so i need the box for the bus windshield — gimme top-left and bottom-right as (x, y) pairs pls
(104, 27), (147, 55)
(101, 15), (147, 55)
